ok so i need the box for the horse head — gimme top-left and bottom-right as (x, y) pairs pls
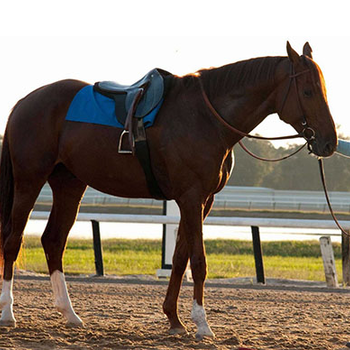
(277, 41), (337, 157)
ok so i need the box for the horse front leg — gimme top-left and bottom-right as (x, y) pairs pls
(189, 194), (215, 339)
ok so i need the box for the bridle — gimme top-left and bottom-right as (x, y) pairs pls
(279, 63), (316, 152)
(198, 61), (316, 149)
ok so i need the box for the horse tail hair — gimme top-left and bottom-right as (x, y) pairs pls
(0, 129), (14, 272)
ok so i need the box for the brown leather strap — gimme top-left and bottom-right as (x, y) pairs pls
(198, 78), (302, 141)
(238, 140), (307, 162)
(125, 88), (144, 154)
(134, 118), (167, 200)
(318, 158), (349, 236)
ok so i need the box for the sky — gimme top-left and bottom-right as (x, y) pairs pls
(1, 1), (349, 148)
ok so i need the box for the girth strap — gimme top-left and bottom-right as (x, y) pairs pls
(134, 118), (167, 200)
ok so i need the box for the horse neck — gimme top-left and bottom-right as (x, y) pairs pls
(200, 57), (288, 144)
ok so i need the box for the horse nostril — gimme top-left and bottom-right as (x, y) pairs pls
(324, 141), (335, 156)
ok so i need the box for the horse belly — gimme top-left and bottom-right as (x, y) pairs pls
(59, 123), (153, 198)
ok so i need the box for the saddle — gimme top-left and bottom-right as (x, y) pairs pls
(94, 68), (172, 200)
(94, 68), (164, 122)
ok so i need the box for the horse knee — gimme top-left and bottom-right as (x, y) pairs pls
(172, 257), (188, 276)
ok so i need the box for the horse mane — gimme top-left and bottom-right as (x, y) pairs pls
(181, 56), (287, 98)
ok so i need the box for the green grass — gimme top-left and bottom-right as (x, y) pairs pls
(16, 237), (342, 282)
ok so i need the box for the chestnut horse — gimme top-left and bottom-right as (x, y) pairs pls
(0, 42), (337, 338)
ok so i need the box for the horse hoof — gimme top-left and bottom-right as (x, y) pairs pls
(169, 326), (188, 335)
(195, 329), (215, 340)
(66, 321), (84, 328)
(0, 319), (16, 327)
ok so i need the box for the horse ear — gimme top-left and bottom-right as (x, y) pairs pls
(303, 42), (313, 59)
(286, 41), (300, 64)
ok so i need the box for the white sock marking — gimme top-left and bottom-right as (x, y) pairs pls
(50, 270), (82, 325)
(0, 278), (16, 325)
(191, 300), (214, 338)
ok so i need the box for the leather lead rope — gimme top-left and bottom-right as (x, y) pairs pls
(238, 140), (307, 162)
(318, 158), (349, 236)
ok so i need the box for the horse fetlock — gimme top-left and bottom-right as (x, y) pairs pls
(0, 293), (12, 310)
(162, 300), (178, 320)
(163, 302), (187, 335)
(169, 325), (188, 335)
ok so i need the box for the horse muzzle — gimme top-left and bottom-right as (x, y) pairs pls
(307, 136), (337, 157)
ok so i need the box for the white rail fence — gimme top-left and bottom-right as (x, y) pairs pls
(36, 184), (350, 214)
(31, 185), (350, 286)
(31, 206), (350, 287)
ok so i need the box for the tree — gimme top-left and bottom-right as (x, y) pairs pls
(228, 137), (350, 191)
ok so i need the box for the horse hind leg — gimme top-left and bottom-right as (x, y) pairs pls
(0, 279), (15, 326)
(0, 181), (45, 327)
(163, 221), (189, 335)
(41, 164), (87, 326)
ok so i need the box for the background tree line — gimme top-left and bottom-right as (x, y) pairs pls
(228, 136), (350, 192)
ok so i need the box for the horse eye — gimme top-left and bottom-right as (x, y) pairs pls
(303, 89), (312, 98)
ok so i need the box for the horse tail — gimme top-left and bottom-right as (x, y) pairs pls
(0, 129), (14, 270)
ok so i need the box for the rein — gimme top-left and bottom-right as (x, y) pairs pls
(238, 140), (307, 162)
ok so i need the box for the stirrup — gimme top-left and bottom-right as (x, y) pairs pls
(118, 130), (134, 154)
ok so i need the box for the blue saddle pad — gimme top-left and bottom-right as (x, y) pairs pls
(65, 85), (163, 129)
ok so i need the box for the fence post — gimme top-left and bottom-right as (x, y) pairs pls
(91, 220), (104, 276)
(319, 236), (338, 287)
(342, 231), (350, 286)
(156, 201), (192, 280)
(251, 226), (265, 284)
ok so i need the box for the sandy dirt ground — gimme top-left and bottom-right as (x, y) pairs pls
(1, 273), (350, 350)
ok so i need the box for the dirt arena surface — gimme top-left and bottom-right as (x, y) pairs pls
(1, 274), (350, 350)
